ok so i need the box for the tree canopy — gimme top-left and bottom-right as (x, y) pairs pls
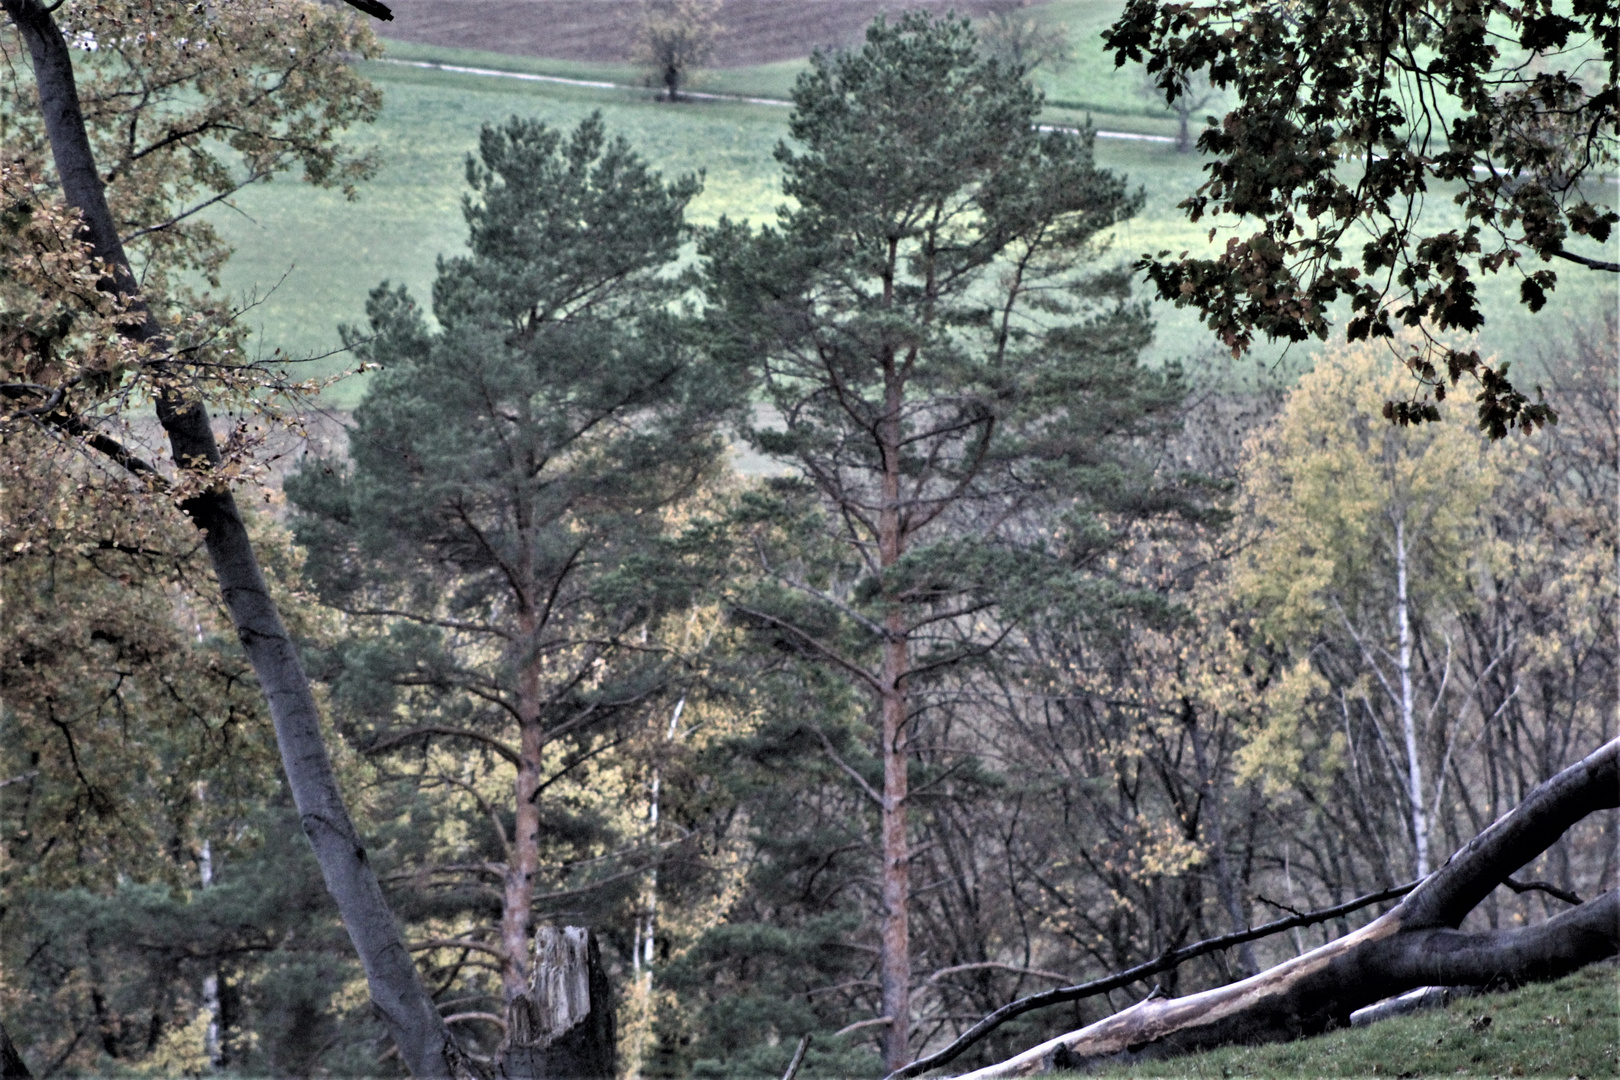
(1105, 0), (1618, 435)
(287, 112), (739, 1050)
(1, 1), (1615, 1075)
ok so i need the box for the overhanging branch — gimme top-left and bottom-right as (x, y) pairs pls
(1549, 248), (1620, 272)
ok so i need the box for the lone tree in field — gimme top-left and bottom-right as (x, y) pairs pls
(702, 13), (1194, 1072)
(976, 8), (1074, 75)
(1136, 68), (1214, 154)
(634, 0), (722, 101)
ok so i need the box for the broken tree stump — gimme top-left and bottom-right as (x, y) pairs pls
(502, 927), (616, 1080)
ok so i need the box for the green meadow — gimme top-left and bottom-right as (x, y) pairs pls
(208, 24), (1619, 409)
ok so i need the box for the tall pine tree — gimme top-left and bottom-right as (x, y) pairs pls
(701, 13), (1193, 1070)
(288, 114), (740, 1038)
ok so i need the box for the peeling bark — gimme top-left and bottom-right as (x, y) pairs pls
(953, 738), (1620, 1078)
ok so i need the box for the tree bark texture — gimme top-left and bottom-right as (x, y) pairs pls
(502, 609), (545, 1004)
(502, 927), (617, 1080)
(879, 353), (913, 1073)
(954, 738), (1620, 1078)
(0, 2), (464, 1074)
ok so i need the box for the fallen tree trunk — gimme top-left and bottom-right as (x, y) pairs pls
(949, 737), (1620, 1079)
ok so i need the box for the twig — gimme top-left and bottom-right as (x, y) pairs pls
(1254, 894), (1306, 918)
(1504, 877), (1582, 906)
(810, 724), (884, 808)
(781, 1033), (812, 1080)
(363, 725), (522, 766)
(922, 961), (1073, 986)
(1548, 248), (1620, 273)
(409, 937), (507, 961)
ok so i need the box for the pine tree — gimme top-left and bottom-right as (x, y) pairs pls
(700, 14), (1192, 1069)
(288, 113), (741, 1039)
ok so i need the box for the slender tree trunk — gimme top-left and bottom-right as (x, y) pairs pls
(199, 837), (225, 1066)
(1187, 707), (1256, 975)
(880, 619), (912, 1071)
(628, 696), (683, 1079)
(504, 624), (545, 1004)
(1394, 513), (1430, 878)
(878, 376), (912, 1072)
(1, 2), (464, 1073)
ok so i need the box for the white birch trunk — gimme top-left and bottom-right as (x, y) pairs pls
(1394, 513), (1430, 879)
(627, 697), (684, 1079)
(199, 837), (222, 1067)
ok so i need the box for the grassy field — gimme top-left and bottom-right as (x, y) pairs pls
(208, 26), (1619, 409)
(1066, 962), (1620, 1079)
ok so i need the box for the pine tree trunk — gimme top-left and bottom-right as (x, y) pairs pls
(503, 627), (545, 1004)
(880, 626), (912, 1071)
(1, 1), (463, 1073)
(878, 367), (912, 1072)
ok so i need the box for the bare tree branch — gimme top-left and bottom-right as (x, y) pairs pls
(364, 725), (522, 767)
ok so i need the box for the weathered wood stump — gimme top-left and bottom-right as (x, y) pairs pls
(501, 927), (616, 1080)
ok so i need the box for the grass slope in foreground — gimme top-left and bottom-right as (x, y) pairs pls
(1063, 963), (1619, 1079)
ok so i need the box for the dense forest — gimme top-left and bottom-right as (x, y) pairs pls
(0, 0), (1615, 1076)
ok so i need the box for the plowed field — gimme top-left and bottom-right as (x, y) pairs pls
(375, 0), (1024, 66)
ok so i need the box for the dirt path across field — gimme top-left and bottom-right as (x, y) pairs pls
(375, 0), (1030, 67)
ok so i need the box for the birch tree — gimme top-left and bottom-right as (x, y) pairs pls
(1233, 339), (1506, 880)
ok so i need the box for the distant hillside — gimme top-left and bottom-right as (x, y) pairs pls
(372, 0), (1029, 66)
